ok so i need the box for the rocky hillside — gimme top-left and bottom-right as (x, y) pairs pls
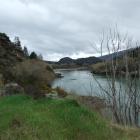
(0, 33), (56, 98)
(0, 33), (25, 75)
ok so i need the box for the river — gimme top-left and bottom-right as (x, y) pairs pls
(52, 69), (125, 96)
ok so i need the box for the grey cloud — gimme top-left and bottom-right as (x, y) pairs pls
(0, 0), (140, 61)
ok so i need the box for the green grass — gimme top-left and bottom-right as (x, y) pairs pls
(0, 95), (139, 140)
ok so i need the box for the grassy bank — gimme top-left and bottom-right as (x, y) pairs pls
(0, 95), (139, 140)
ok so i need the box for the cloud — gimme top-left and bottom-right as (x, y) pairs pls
(0, 0), (140, 61)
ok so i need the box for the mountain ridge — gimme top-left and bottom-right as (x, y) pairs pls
(47, 56), (102, 66)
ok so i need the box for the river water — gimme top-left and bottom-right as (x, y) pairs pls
(52, 69), (124, 96)
(52, 69), (140, 96)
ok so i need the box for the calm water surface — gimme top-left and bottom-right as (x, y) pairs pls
(52, 69), (121, 96)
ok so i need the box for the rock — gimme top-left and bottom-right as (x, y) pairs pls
(45, 92), (59, 99)
(2, 83), (24, 96)
(55, 73), (64, 78)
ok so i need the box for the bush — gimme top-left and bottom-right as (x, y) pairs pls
(29, 52), (37, 59)
(0, 74), (3, 87)
(91, 62), (108, 74)
(91, 57), (139, 75)
(55, 87), (67, 97)
(11, 60), (55, 98)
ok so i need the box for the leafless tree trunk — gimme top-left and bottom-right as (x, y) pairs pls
(92, 28), (140, 126)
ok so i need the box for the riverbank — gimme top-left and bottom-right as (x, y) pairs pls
(54, 66), (88, 71)
(0, 95), (140, 140)
(90, 61), (140, 77)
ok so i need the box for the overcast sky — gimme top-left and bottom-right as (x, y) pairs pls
(0, 0), (140, 61)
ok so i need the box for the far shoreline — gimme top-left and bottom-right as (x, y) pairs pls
(54, 66), (89, 71)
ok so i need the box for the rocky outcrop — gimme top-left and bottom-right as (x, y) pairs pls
(2, 83), (24, 96)
(0, 33), (26, 81)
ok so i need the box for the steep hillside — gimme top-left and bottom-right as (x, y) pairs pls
(99, 50), (127, 61)
(0, 33), (25, 76)
(99, 47), (140, 61)
(0, 33), (56, 85)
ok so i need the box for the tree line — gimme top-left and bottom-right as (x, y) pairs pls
(13, 36), (43, 60)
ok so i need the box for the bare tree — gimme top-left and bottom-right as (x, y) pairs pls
(92, 28), (140, 126)
(23, 46), (29, 57)
(38, 54), (43, 60)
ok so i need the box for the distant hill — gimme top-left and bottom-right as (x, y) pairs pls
(75, 57), (102, 65)
(47, 47), (140, 68)
(58, 57), (74, 64)
(98, 48), (138, 61)
(57, 56), (101, 65)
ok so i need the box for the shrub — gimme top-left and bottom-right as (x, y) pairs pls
(0, 74), (3, 87)
(29, 52), (37, 59)
(91, 62), (108, 74)
(91, 57), (139, 75)
(41, 85), (53, 93)
(55, 87), (67, 97)
(11, 60), (55, 98)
